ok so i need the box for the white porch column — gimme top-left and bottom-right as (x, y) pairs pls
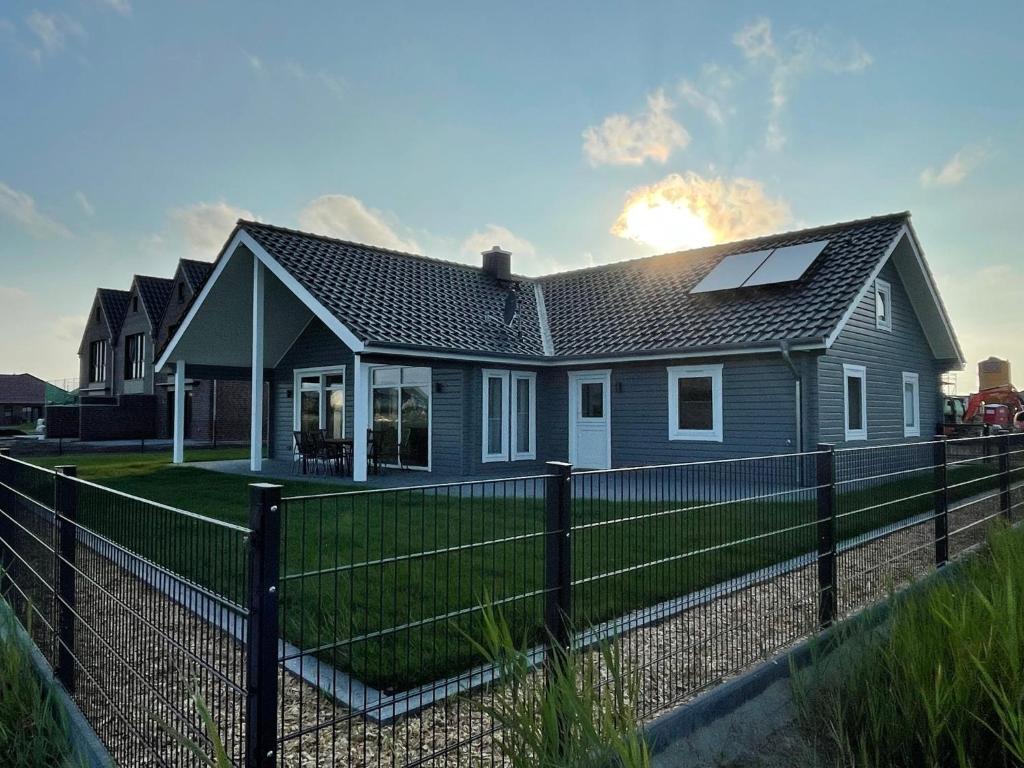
(250, 258), (265, 472)
(172, 360), (185, 464)
(352, 354), (369, 482)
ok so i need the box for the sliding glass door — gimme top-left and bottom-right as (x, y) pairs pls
(295, 368), (346, 438)
(371, 366), (431, 469)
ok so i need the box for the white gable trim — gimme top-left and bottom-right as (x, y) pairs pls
(155, 228), (366, 371)
(824, 225), (964, 365)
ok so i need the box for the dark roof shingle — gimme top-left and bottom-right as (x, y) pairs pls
(97, 288), (131, 340)
(180, 259), (214, 292)
(0, 373), (46, 405)
(134, 276), (174, 329)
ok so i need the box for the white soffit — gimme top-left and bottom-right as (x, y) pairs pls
(743, 240), (829, 287)
(691, 249), (774, 293)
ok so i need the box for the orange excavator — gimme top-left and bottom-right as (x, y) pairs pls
(958, 385), (1024, 434)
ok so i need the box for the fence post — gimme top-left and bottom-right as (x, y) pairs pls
(816, 444), (837, 629)
(933, 437), (949, 567)
(246, 483), (281, 768)
(0, 448), (11, 598)
(54, 465), (78, 694)
(544, 462), (573, 657)
(999, 434), (1012, 521)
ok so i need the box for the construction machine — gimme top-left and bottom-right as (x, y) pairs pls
(946, 385), (1024, 436)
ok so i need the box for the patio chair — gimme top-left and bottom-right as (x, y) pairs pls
(367, 429), (400, 475)
(292, 430), (319, 475)
(318, 429), (350, 476)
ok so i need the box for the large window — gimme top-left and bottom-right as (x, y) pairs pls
(902, 372), (920, 437)
(482, 369), (536, 462)
(667, 364), (723, 442)
(294, 367), (346, 440)
(843, 364), (867, 441)
(875, 279), (892, 332)
(371, 366), (430, 469)
(124, 333), (145, 380)
(89, 340), (107, 383)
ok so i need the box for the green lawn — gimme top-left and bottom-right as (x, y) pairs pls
(20, 448), (1007, 692)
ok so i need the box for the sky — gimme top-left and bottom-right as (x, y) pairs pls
(0, 1), (1022, 388)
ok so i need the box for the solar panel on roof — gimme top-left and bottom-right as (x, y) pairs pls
(690, 249), (774, 293)
(743, 240), (828, 287)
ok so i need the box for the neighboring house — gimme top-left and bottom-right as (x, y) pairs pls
(65, 260), (252, 442)
(0, 373), (47, 426)
(156, 211), (965, 481)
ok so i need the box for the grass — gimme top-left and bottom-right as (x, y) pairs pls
(793, 523), (1024, 768)
(18, 448), (1007, 692)
(0, 606), (82, 768)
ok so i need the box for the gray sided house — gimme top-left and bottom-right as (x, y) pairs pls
(156, 211), (964, 481)
(65, 260), (252, 442)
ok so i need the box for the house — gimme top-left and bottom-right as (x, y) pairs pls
(155, 211), (965, 481)
(63, 260), (253, 442)
(0, 373), (47, 427)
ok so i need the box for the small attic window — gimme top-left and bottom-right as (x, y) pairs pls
(875, 279), (892, 331)
(95, 306), (101, 323)
(177, 282), (185, 303)
(132, 296), (139, 313)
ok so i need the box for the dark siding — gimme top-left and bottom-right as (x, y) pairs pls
(117, 285), (154, 396)
(430, 367), (464, 474)
(818, 259), (948, 446)
(272, 319), (354, 459)
(596, 355), (800, 465)
(78, 294), (114, 396)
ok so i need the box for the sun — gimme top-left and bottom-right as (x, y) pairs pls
(614, 194), (717, 252)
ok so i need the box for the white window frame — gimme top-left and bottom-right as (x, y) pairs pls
(843, 364), (868, 441)
(667, 364), (723, 442)
(511, 371), (537, 461)
(293, 365), (347, 438)
(124, 333), (146, 381)
(482, 369), (537, 462)
(89, 340), (107, 383)
(368, 365), (432, 471)
(875, 279), (892, 332)
(902, 372), (920, 438)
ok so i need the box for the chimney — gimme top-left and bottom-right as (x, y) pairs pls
(481, 246), (512, 282)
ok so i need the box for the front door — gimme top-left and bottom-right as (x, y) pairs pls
(569, 370), (611, 469)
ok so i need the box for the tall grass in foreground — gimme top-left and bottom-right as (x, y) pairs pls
(468, 601), (650, 768)
(794, 523), (1024, 768)
(0, 608), (82, 768)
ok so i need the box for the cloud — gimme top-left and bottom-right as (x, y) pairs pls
(244, 50), (263, 71)
(249, 57), (346, 101)
(582, 89), (690, 167)
(734, 17), (872, 151)
(170, 201), (255, 253)
(678, 65), (735, 125)
(75, 191), (95, 217)
(25, 11), (84, 58)
(920, 144), (991, 188)
(461, 224), (559, 276)
(99, 0), (132, 15)
(0, 181), (71, 238)
(298, 195), (419, 252)
(611, 171), (790, 252)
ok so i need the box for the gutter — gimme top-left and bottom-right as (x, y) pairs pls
(779, 341), (803, 454)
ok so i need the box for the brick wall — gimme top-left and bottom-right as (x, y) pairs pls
(155, 379), (261, 443)
(44, 405), (80, 438)
(79, 395), (157, 440)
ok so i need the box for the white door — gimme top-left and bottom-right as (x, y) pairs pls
(569, 370), (611, 469)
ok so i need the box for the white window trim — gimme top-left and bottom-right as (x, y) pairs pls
(902, 372), (920, 438)
(511, 371), (537, 461)
(481, 369), (537, 463)
(368, 364), (433, 471)
(292, 365), (347, 438)
(843, 364), (868, 441)
(482, 369), (510, 463)
(667, 364), (723, 442)
(875, 278), (892, 332)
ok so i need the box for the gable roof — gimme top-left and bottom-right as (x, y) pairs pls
(0, 373), (46, 405)
(180, 259), (214, 292)
(159, 211), (963, 369)
(97, 288), (131, 340)
(538, 212), (910, 357)
(133, 275), (174, 330)
(241, 221), (548, 357)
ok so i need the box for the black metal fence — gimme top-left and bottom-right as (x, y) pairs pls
(0, 434), (1022, 767)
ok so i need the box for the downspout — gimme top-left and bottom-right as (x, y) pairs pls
(779, 341), (802, 455)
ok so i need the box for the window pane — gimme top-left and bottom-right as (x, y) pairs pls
(300, 375), (319, 390)
(847, 376), (863, 430)
(372, 388), (400, 459)
(904, 382), (916, 427)
(402, 386), (429, 467)
(580, 382), (603, 418)
(876, 289), (888, 321)
(325, 374), (344, 389)
(327, 389), (344, 439)
(300, 390), (320, 433)
(487, 376), (504, 454)
(516, 378), (531, 454)
(372, 368), (400, 386)
(677, 376), (713, 431)
(401, 367), (431, 386)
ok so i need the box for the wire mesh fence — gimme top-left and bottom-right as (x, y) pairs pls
(0, 433), (1022, 767)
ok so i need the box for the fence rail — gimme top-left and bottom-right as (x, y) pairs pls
(0, 434), (1022, 766)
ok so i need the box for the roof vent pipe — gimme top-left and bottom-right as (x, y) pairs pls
(482, 246), (512, 282)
